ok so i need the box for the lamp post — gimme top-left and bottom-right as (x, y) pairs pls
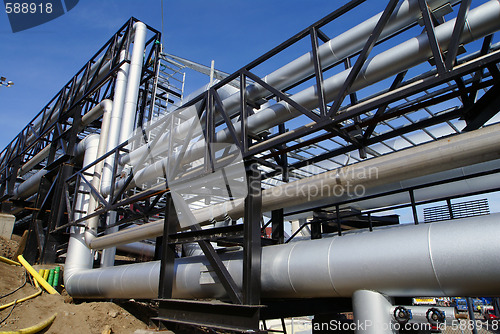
(0, 76), (14, 87)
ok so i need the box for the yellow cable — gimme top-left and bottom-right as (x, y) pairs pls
(0, 289), (42, 311)
(0, 255), (20, 266)
(16, 256), (58, 295)
(32, 278), (39, 289)
(0, 313), (56, 334)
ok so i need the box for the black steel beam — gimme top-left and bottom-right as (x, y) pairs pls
(310, 27), (328, 117)
(445, 0), (471, 70)
(463, 83), (500, 131)
(158, 194), (179, 299)
(418, 0), (446, 74)
(168, 224), (244, 244)
(271, 209), (285, 244)
(190, 224), (243, 304)
(243, 164), (262, 305)
(155, 299), (263, 333)
(327, 0), (399, 117)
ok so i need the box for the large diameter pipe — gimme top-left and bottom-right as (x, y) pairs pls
(83, 101), (113, 245)
(352, 290), (395, 334)
(110, 0), (500, 195)
(66, 213), (500, 299)
(101, 26), (144, 266)
(121, 0), (458, 167)
(89, 121), (500, 250)
(12, 169), (49, 199)
(119, 22), (147, 143)
(100, 50), (129, 191)
(64, 134), (100, 282)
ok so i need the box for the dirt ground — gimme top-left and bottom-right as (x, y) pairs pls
(0, 236), (156, 334)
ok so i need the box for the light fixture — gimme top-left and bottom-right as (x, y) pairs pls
(0, 76), (14, 87)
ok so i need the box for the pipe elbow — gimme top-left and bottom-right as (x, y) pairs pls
(100, 99), (113, 114)
(133, 21), (147, 35)
(84, 228), (97, 247)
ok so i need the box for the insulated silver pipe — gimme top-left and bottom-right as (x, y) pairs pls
(65, 213), (500, 299)
(83, 100), (113, 246)
(12, 100), (113, 199)
(100, 50), (129, 191)
(64, 134), (99, 283)
(101, 23), (147, 267)
(12, 169), (48, 199)
(353, 290), (395, 334)
(117, 242), (155, 258)
(89, 121), (500, 250)
(18, 100), (112, 177)
(119, 22), (147, 143)
(108, 0), (500, 196)
(121, 0), (458, 167)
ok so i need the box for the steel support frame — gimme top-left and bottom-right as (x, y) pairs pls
(5, 0), (498, 331)
(0, 18), (161, 209)
(61, 0), (500, 244)
(283, 167), (500, 243)
(155, 163), (264, 332)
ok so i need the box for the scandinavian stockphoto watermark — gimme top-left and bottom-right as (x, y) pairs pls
(125, 100), (381, 227)
(3, 0), (79, 33)
(268, 164), (379, 202)
(127, 102), (248, 228)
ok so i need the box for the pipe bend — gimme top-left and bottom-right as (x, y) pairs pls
(100, 99), (113, 114)
(84, 228), (97, 246)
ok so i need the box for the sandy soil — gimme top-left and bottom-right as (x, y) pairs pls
(0, 236), (153, 334)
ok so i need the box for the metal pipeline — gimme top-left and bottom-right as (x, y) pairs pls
(18, 100), (113, 177)
(12, 100), (113, 200)
(19, 24), (143, 152)
(120, 0), (459, 167)
(102, 23), (147, 267)
(65, 213), (500, 299)
(119, 22), (147, 143)
(107, 0), (500, 196)
(116, 242), (156, 258)
(89, 121), (500, 250)
(16, 21), (144, 177)
(64, 135), (100, 284)
(82, 100), (113, 247)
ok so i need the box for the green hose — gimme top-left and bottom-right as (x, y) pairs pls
(52, 267), (60, 288)
(47, 269), (55, 286)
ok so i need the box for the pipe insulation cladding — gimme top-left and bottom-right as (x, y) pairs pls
(65, 213), (500, 299)
(120, 0), (460, 167)
(109, 0), (500, 196)
(12, 100), (113, 199)
(88, 121), (500, 250)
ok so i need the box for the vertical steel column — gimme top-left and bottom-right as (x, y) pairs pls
(243, 163), (262, 305)
(466, 297), (479, 334)
(158, 194), (179, 299)
(446, 199), (454, 219)
(352, 290), (395, 334)
(271, 209), (284, 244)
(409, 190), (419, 224)
(41, 163), (74, 264)
(24, 176), (52, 263)
(311, 219), (322, 240)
